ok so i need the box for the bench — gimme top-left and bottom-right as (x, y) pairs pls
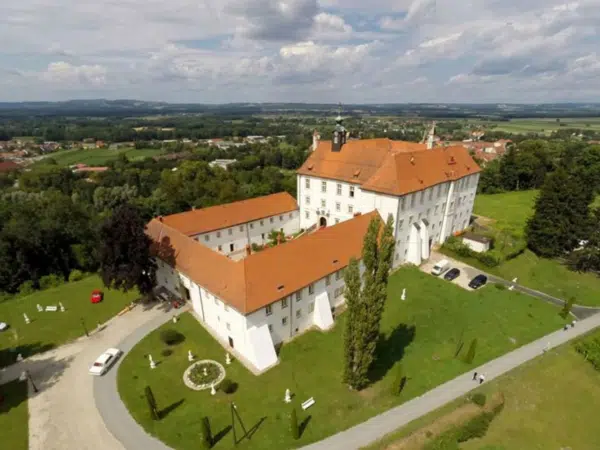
(301, 397), (315, 410)
(45, 306), (58, 312)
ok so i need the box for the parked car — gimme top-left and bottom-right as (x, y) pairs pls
(91, 289), (103, 304)
(431, 259), (450, 276)
(444, 268), (461, 281)
(89, 348), (121, 376)
(468, 274), (488, 289)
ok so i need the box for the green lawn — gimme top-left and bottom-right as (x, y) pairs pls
(37, 147), (165, 167)
(118, 266), (564, 450)
(0, 276), (139, 367)
(473, 190), (538, 236)
(0, 379), (28, 450)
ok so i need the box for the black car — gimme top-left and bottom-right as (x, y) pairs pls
(444, 268), (460, 281)
(468, 274), (488, 289)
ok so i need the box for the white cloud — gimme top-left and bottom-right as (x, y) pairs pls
(39, 62), (107, 85)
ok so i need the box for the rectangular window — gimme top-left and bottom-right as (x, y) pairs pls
(335, 270), (342, 280)
(306, 196), (310, 205)
(296, 291), (302, 302)
(296, 309), (302, 318)
(214, 297), (218, 305)
(204, 235), (210, 242)
(261, 233), (265, 239)
(305, 178), (310, 189)
(305, 211), (310, 219)
(426, 208), (431, 218)
(437, 185), (442, 198)
(239, 225), (244, 231)
(335, 218), (340, 224)
(216, 231), (221, 238)
(435, 205), (439, 214)
(409, 215), (413, 225)
(229, 243), (234, 252)
(335, 287), (343, 298)
(325, 275), (331, 286)
(442, 202), (446, 211)
(349, 186), (355, 198)
(270, 217), (274, 223)
(321, 199), (326, 208)
(279, 215), (283, 221)
(410, 194), (415, 208)
(398, 219), (404, 229)
(428, 188), (433, 201)
(289, 213), (293, 218)
(268, 324), (273, 332)
(250, 223), (254, 229)
(218, 245), (222, 252)
(224, 304), (228, 312)
(336, 184), (342, 195)
(228, 228), (233, 235)
(420, 191), (424, 205)
(282, 297), (288, 308)
(266, 305), (272, 316)
(348, 205), (353, 214)
(400, 196), (406, 211)
(282, 317), (288, 326)
(308, 283), (314, 295)
(226, 322), (231, 330)
(335, 202), (340, 212)
(321, 181), (327, 193)
(309, 302), (315, 313)
(260, 220), (264, 226)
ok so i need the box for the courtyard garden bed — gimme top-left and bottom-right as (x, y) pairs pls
(117, 266), (565, 450)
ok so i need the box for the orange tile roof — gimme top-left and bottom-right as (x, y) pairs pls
(146, 210), (379, 315)
(298, 139), (481, 196)
(0, 161), (21, 172)
(161, 192), (298, 236)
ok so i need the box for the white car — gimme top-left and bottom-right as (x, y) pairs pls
(89, 348), (122, 376)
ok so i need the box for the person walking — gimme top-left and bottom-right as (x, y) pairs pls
(478, 373), (485, 385)
(472, 371), (478, 380)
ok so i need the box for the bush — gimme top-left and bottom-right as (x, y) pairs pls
(39, 274), (64, 290)
(18, 280), (36, 296)
(494, 282), (506, 290)
(575, 336), (600, 371)
(160, 329), (185, 346)
(68, 269), (84, 282)
(219, 378), (237, 394)
(477, 252), (501, 268)
(471, 393), (487, 406)
(161, 348), (173, 357)
(456, 412), (494, 442)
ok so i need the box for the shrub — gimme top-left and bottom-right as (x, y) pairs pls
(456, 412), (494, 442)
(494, 282), (506, 290)
(18, 280), (36, 296)
(68, 269), (84, 282)
(477, 252), (501, 268)
(220, 378), (237, 394)
(160, 329), (185, 346)
(575, 336), (600, 371)
(471, 393), (487, 406)
(290, 407), (299, 440)
(200, 416), (212, 449)
(161, 348), (173, 357)
(39, 274), (64, 290)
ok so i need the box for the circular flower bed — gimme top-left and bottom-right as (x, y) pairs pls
(183, 360), (226, 391)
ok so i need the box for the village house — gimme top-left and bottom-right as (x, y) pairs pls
(147, 117), (481, 373)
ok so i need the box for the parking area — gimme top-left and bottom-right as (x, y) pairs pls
(420, 252), (490, 291)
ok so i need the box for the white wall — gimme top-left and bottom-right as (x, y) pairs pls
(462, 237), (490, 253)
(193, 210), (300, 256)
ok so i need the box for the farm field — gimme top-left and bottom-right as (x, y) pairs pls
(118, 266), (564, 450)
(487, 117), (600, 135)
(37, 147), (165, 167)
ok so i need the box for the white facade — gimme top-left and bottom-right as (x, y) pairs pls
(193, 211), (300, 257)
(297, 172), (480, 267)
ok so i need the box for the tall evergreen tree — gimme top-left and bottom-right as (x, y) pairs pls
(342, 258), (361, 386)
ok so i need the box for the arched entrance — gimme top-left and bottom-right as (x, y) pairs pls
(319, 217), (327, 228)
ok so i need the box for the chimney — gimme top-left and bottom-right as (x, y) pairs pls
(245, 244), (251, 257)
(312, 130), (320, 151)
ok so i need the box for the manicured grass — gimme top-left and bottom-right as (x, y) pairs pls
(118, 266), (564, 450)
(37, 147), (165, 167)
(473, 190), (538, 236)
(0, 276), (138, 367)
(0, 379), (29, 450)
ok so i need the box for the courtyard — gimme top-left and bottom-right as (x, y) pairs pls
(117, 266), (566, 449)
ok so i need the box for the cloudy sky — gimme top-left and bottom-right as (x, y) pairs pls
(1, 0), (599, 103)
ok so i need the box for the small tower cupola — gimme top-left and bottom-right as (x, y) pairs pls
(332, 114), (347, 152)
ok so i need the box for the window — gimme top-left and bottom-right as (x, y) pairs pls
(442, 202), (446, 211)
(426, 208), (431, 218)
(335, 270), (342, 280)
(261, 233), (265, 239)
(282, 297), (288, 308)
(270, 217), (274, 223)
(400, 196), (406, 211)
(250, 223), (254, 229)
(296, 291), (302, 302)
(296, 309), (302, 318)
(279, 215), (283, 221)
(336, 184), (342, 195)
(398, 219), (404, 229)
(260, 220), (264, 226)
(420, 191), (424, 205)
(217, 316), (220, 322)
(334, 287), (343, 298)
(305, 178), (310, 189)
(227, 323), (231, 331)
(228, 228), (233, 236)
(224, 304), (228, 312)
(395, 253), (399, 260)
(408, 215), (413, 225)
(239, 225), (244, 231)
(335, 218), (340, 224)
(348, 205), (354, 214)
(289, 213), (293, 218)
(216, 231), (221, 238)
(229, 243), (234, 252)
(321, 199), (326, 208)
(218, 245), (222, 252)
(435, 205), (439, 214)
(204, 235), (210, 242)
(321, 181), (327, 193)
(268, 324), (273, 332)
(214, 297), (218, 305)
(437, 185), (442, 198)
(306, 196), (310, 205)
(266, 305), (272, 316)
(325, 275), (331, 286)
(309, 302), (315, 313)
(335, 202), (340, 212)
(428, 188), (433, 201)
(308, 283), (314, 295)
(305, 211), (310, 219)
(450, 201), (454, 209)
(282, 317), (288, 326)
(349, 186), (355, 198)
(410, 194), (415, 208)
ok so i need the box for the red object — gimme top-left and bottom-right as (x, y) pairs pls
(91, 290), (104, 304)
(172, 299), (184, 309)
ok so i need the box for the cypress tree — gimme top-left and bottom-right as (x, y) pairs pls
(342, 258), (361, 386)
(290, 407), (299, 440)
(465, 338), (478, 364)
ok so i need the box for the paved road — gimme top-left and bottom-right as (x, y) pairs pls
(93, 310), (182, 450)
(424, 252), (600, 319)
(0, 302), (172, 450)
(300, 311), (600, 450)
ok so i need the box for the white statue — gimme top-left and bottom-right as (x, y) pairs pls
(188, 350), (194, 362)
(172, 316), (178, 324)
(16, 353), (23, 362)
(59, 302), (65, 312)
(36, 304), (43, 312)
(210, 384), (216, 395)
(512, 278), (518, 284)
(225, 353), (231, 365)
(284, 389), (291, 403)
(23, 313), (30, 324)
(401, 288), (406, 301)
(203, 367), (208, 376)
(149, 354), (156, 369)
